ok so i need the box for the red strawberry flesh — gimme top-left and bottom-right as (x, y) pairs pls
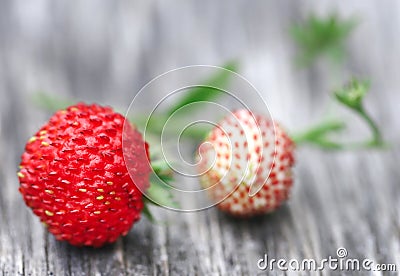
(18, 103), (151, 247)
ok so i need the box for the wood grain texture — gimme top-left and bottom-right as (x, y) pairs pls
(0, 0), (399, 275)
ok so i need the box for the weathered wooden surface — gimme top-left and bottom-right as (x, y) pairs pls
(1, 0), (399, 275)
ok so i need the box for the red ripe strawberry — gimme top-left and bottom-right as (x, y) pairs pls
(197, 109), (295, 217)
(18, 103), (151, 247)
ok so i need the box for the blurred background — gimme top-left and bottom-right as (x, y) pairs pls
(0, 1), (399, 275)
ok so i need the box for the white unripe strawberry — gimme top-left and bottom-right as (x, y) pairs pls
(197, 109), (295, 217)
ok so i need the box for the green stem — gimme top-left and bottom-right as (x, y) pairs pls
(292, 77), (386, 150)
(291, 119), (346, 145)
(290, 113), (386, 150)
(354, 106), (383, 147)
(134, 113), (211, 141)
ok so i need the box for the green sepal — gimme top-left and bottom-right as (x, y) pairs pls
(142, 200), (156, 223)
(145, 173), (179, 209)
(334, 78), (370, 110)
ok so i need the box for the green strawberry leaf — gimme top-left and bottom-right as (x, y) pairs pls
(290, 14), (357, 67)
(165, 60), (238, 117)
(32, 91), (75, 112)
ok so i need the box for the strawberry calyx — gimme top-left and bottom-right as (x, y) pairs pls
(334, 78), (384, 147)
